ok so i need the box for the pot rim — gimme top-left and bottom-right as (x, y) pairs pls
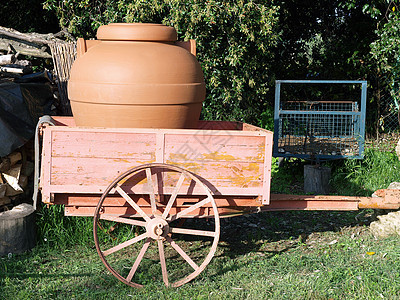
(97, 23), (177, 42)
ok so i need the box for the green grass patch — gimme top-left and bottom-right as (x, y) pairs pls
(270, 148), (400, 196)
(331, 148), (400, 196)
(1, 213), (400, 299)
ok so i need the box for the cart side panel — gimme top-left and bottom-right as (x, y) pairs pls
(41, 125), (273, 203)
(42, 128), (157, 199)
(164, 133), (268, 199)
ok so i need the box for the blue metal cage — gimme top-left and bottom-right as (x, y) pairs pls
(273, 80), (367, 161)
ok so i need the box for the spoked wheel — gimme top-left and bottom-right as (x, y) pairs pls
(93, 163), (220, 288)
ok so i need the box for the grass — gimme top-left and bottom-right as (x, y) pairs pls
(2, 212), (400, 299)
(1, 148), (400, 299)
(330, 148), (400, 196)
(271, 147), (400, 196)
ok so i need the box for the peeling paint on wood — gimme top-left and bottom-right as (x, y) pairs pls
(40, 119), (273, 205)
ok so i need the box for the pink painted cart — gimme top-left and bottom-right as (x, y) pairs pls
(37, 116), (400, 288)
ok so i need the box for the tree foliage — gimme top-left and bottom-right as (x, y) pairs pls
(360, 0), (400, 131)
(39, 0), (400, 132)
(366, 1), (400, 74)
(0, 0), (59, 33)
(43, 0), (281, 123)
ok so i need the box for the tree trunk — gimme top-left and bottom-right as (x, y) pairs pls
(304, 165), (331, 195)
(0, 203), (36, 255)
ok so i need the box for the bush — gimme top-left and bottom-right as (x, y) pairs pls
(43, 0), (280, 123)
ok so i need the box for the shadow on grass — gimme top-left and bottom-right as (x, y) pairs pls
(218, 209), (362, 254)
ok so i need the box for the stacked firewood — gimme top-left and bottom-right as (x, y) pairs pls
(0, 26), (76, 113)
(0, 53), (32, 76)
(0, 148), (34, 212)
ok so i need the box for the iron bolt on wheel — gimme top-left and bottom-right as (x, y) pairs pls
(93, 163), (220, 288)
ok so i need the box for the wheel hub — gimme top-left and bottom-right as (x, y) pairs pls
(146, 217), (169, 240)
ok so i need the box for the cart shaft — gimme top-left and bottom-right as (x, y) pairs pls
(54, 189), (400, 218)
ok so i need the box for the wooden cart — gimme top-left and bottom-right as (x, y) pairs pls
(36, 116), (400, 288)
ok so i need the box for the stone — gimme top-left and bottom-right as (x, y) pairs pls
(370, 182), (400, 237)
(396, 139), (400, 160)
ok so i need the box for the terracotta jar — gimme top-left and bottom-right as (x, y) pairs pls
(68, 23), (206, 128)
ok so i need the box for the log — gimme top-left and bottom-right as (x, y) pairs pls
(8, 152), (22, 166)
(0, 54), (15, 65)
(2, 164), (23, 196)
(0, 184), (6, 198)
(0, 26), (74, 58)
(304, 165), (331, 195)
(0, 196), (11, 206)
(0, 203), (36, 255)
(18, 175), (28, 190)
(0, 158), (10, 173)
(0, 66), (24, 74)
(0, 151), (22, 172)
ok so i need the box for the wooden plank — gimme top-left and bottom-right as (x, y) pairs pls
(52, 117), (245, 132)
(64, 205), (248, 217)
(359, 189), (400, 209)
(46, 182), (263, 198)
(53, 194), (262, 207)
(51, 131), (156, 159)
(64, 205), (211, 217)
(50, 157), (154, 186)
(263, 200), (358, 211)
(164, 134), (265, 163)
(40, 124), (53, 203)
(262, 134), (273, 205)
(52, 117), (76, 127)
(43, 125), (270, 137)
(270, 194), (373, 202)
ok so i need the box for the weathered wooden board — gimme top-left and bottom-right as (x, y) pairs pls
(40, 118), (273, 205)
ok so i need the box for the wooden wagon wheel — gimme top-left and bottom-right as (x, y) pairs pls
(93, 163), (220, 288)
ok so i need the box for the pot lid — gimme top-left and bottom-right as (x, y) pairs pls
(97, 23), (177, 41)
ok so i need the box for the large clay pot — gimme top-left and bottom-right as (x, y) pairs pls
(68, 23), (206, 128)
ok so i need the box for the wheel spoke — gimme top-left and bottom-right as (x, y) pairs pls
(103, 232), (148, 256)
(146, 168), (158, 215)
(100, 215), (146, 227)
(158, 239), (169, 286)
(115, 186), (151, 222)
(162, 173), (186, 219)
(95, 163), (220, 288)
(169, 196), (212, 221)
(170, 227), (216, 238)
(126, 238), (151, 282)
(166, 236), (199, 271)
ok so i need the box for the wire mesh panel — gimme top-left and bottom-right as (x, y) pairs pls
(273, 80), (367, 161)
